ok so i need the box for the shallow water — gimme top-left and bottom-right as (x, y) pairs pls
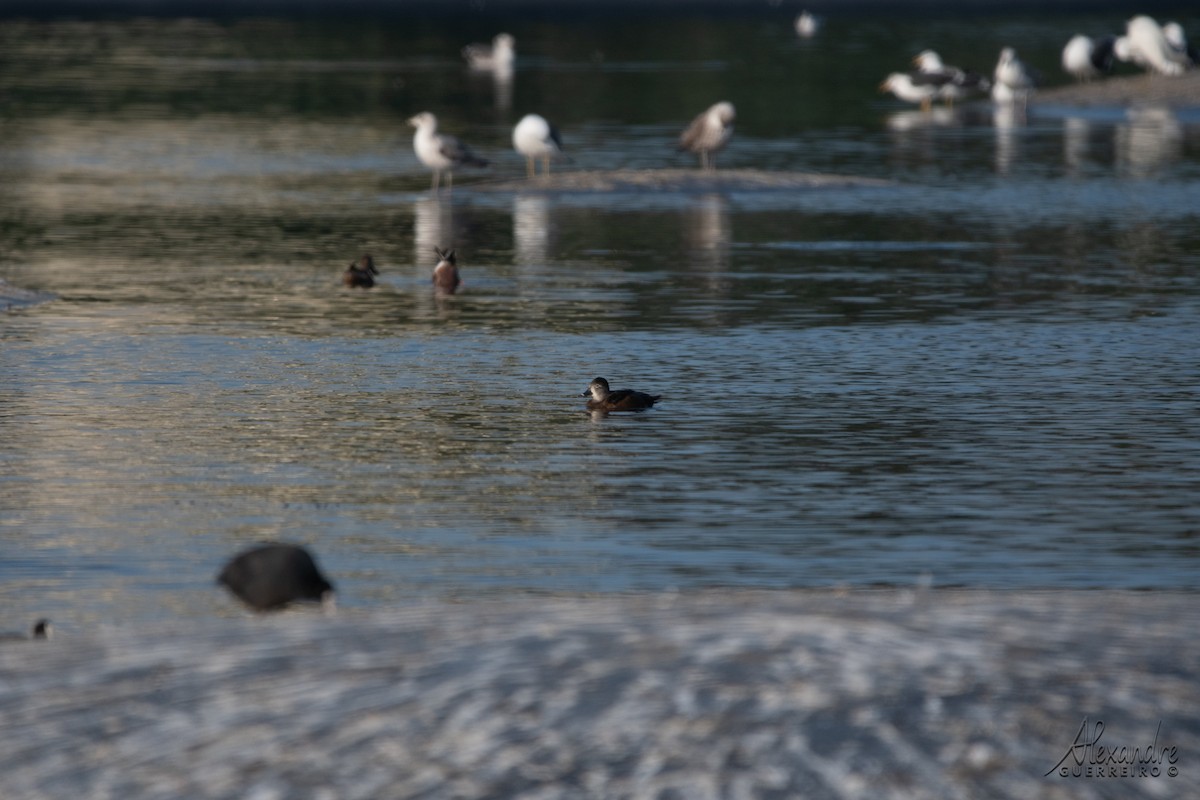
(1, 11), (1199, 626)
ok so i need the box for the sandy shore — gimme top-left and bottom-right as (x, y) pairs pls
(0, 589), (1195, 799)
(1035, 70), (1200, 109)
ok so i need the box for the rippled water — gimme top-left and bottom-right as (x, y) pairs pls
(1, 11), (1199, 626)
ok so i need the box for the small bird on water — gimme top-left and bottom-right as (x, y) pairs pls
(678, 101), (736, 170)
(582, 377), (661, 413)
(432, 247), (461, 295)
(217, 543), (335, 612)
(408, 111), (489, 193)
(343, 254), (379, 288)
(0, 619), (52, 642)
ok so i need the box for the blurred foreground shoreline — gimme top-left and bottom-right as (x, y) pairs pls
(1, 588), (1196, 798)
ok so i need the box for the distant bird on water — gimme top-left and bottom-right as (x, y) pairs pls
(408, 111), (489, 193)
(463, 33), (515, 71)
(678, 101), (735, 170)
(0, 619), (52, 642)
(581, 377), (661, 413)
(432, 247), (461, 295)
(513, 114), (565, 177)
(794, 11), (820, 38)
(913, 50), (990, 106)
(1061, 35), (1116, 82)
(343, 253), (379, 288)
(217, 543), (335, 612)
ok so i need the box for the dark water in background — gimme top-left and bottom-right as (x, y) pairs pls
(1, 11), (1199, 626)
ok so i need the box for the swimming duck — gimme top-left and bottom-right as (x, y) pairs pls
(582, 377), (661, 412)
(217, 543), (335, 612)
(343, 253), (379, 288)
(0, 619), (51, 642)
(432, 247), (461, 295)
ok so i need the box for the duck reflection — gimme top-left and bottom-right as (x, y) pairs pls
(513, 194), (553, 267)
(685, 193), (731, 275)
(1116, 107), (1182, 178)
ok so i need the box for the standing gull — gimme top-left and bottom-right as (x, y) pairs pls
(408, 112), (488, 193)
(1121, 16), (1189, 76)
(463, 33), (515, 71)
(992, 47), (1036, 108)
(1162, 22), (1198, 68)
(432, 247), (461, 295)
(513, 114), (565, 177)
(678, 101), (735, 170)
(1061, 35), (1116, 82)
(879, 72), (947, 112)
(913, 50), (989, 106)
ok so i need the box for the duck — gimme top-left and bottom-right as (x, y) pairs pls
(678, 101), (735, 170)
(408, 111), (489, 193)
(217, 543), (335, 612)
(581, 377), (661, 413)
(0, 619), (52, 642)
(343, 253), (379, 288)
(513, 114), (565, 177)
(463, 33), (515, 71)
(432, 247), (461, 295)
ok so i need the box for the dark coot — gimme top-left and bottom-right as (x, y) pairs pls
(217, 543), (335, 612)
(0, 619), (52, 642)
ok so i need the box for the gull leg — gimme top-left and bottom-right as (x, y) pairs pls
(447, 170), (453, 193)
(431, 170), (440, 193)
(543, 155), (551, 175)
(526, 157), (535, 178)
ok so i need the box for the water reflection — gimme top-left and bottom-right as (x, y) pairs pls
(884, 108), (959, 133)
(513, 194), (552, 266)
(1062, 116), (1091, 174)
(685, 194), (731, 274)
(414, 196), (454, 263)
(992, 104), (1024, 175)
(1116, 107), (1183, 178)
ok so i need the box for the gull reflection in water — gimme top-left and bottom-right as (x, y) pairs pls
(1116, 107), (1182, 178)
(414, 196), (454, 265)
(513, 194), (552, 267)
(885, 107), (959, 133)
(686, 194), (731, 282)
(1062, 117), (1091, 175)
(992, 103), (1025, 175)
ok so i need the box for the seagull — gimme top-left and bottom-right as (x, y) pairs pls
(581, 377), (660, 413)
(913, 50), (990, 106)
(463, 33), (515, 71)
(1163, 22), (1199, 67)
(217, 543), (335, 612)
(343, 253), (379, 288)
(512, 114), (565, 177)
(408, 112), (488, 193)
(880, 71), (948, 112)
(432, 247), (461, 295)
(1061, 35), (1116, 81)
(993, 47), (1036, 108)
(1123, 16), (1189, 76)
(678, 101), (735, 170)
(794, 11), (820, 38)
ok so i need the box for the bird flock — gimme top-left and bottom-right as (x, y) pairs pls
(883, 15), (1195, 112)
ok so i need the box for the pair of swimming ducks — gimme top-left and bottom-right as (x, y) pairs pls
(343, 247), (461, 294)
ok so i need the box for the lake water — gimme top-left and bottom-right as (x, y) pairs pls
(2, 11), (1199, 627)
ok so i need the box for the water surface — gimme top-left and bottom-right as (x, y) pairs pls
(1, 11), (1199, 627)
